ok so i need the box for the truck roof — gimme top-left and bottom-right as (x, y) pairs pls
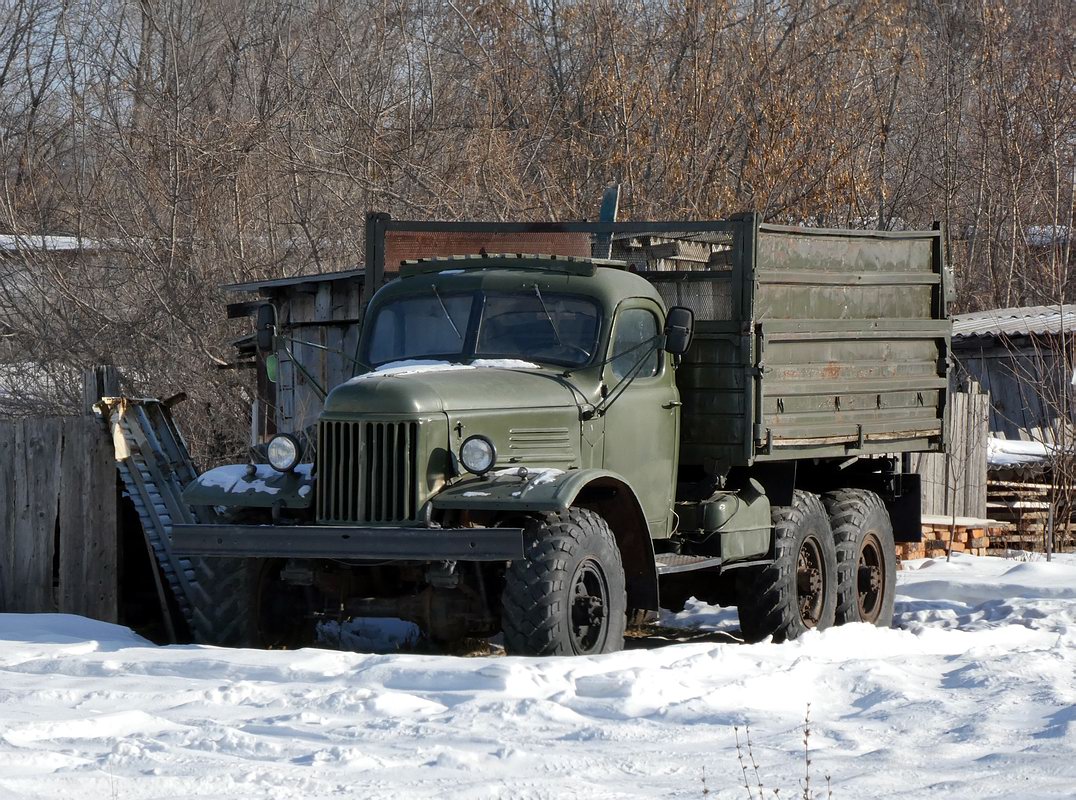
(374, 253), (666, 313)
(399, 253), (629, 278)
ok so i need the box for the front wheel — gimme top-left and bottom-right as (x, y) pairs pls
(501, 508), (627, 656)
(737, 491), (838, 642)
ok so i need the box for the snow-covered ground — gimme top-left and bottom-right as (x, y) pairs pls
(1, 553), (1074, 799)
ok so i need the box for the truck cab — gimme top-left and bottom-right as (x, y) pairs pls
(331, 255), (680, 537)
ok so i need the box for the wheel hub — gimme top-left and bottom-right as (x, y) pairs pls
(569, 559), (609, 654)
(856, 533), (886, 623)
(796, 536), (825, 627)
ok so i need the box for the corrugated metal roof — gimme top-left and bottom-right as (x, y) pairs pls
(952, 304), (1076, 339)
(223, 267), (364, 293)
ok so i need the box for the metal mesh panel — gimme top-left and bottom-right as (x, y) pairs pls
(649, 275), (735, 321)
(317, 419), (419, 523)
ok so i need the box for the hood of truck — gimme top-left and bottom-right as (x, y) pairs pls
(323, 363), (583, 416)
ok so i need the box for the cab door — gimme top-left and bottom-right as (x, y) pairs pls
(601, 301), (679, 537)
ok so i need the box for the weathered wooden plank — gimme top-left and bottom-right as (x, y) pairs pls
(85, 416), (119, 622)
(325, 325), (346, 392)
(279, 353), (295, 430)
(929, 451), (946, 517)
(57, 417), (81, 616)
(920, 453), (935, 516)
(317, 325), (328, 396)
(0, 420), (15, 611)
(288, 292), (317, 325)
(911, 389), (991, 520)
(943, 396), (957, 516)
(345, 282), (362, 319)
(953, 391), (968, 517)
(332, 281), (364, 321)
(58, 417), (119, 622)
(968, 389), (989, 519)
(988, 358), (1023, 440)
(315, 283), (332, 322)
(13, 418), (62, 612)
(82, 365), (120, 416)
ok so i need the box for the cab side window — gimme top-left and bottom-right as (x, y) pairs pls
(610, 308), (660, 381)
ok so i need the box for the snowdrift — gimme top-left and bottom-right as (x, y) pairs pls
(0, 554), (1073, 799)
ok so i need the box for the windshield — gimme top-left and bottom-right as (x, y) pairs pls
(365, 289), (601, 368)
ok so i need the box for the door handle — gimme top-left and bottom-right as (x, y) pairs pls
(662, 400), (682, 409)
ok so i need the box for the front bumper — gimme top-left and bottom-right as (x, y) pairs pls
(172, 524), (525, 561)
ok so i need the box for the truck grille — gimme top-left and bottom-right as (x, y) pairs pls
(317, 420), (420, 523)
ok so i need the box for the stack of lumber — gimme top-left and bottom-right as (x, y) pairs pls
(986, 479), (1075, 553)
(895, 515), (1007, 562)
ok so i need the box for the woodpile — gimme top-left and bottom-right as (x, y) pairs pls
(985, 479), (1076, 552)
(895, 514), (1007, 563)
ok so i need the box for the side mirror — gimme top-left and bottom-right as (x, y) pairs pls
(255, 303), (276, 353)
(664, 306), (694, 356)
(264, 354), (279, 384)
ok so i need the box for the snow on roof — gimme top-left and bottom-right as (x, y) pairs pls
(1025, 225), (1071, 247)
(0, 234), (101, 252)
(952, 304), (1076, 340)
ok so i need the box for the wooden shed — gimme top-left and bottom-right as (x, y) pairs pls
(951, 305), (1076, 552)
(226, 269), (366, 437)
(952, 305), (1076, 444)
(227, 227), (595, 439)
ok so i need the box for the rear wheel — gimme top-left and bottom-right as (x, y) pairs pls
(501, 508), (627, 656)
(823, 489), (896, 627)
(737, 491), (837, 642)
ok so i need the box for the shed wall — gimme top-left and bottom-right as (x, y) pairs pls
(272, 278), (363, 434)
(955, 337), (1075, 444)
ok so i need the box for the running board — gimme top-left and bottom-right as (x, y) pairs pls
(654, 554), (723, 575)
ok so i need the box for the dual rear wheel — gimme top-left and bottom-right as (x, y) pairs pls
(825, 488), (897, 628)
(737, 488), (896, 642)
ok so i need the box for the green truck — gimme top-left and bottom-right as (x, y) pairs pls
(173, 213), (950, 655)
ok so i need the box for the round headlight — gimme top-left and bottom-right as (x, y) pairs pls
(267, 434), (301, 472)
(459, 435), (496, 475)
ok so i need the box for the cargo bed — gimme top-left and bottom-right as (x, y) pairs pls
(642, 220), (949, 470)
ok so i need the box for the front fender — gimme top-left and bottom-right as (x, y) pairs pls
(183, 464), (314, 509)
(433, 467), (660, 614)
(432, 467), (628, 513)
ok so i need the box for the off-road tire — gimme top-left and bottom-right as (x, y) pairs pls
(737, 491), (837, 643)
(822, 489), (896, 627)
(188, 556), (261, 647)
(501, 508), (627, 656)
(189, 557), (316, 648)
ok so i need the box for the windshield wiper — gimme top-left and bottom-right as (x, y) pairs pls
(431, 284), (463, 341)
(533, 284), (564, 347)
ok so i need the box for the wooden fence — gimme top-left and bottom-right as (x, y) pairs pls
(0, 415), (118, 621)
(908, 388), (990, 520)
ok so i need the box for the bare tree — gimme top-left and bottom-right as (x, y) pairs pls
(0, 0), (1071, 464)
